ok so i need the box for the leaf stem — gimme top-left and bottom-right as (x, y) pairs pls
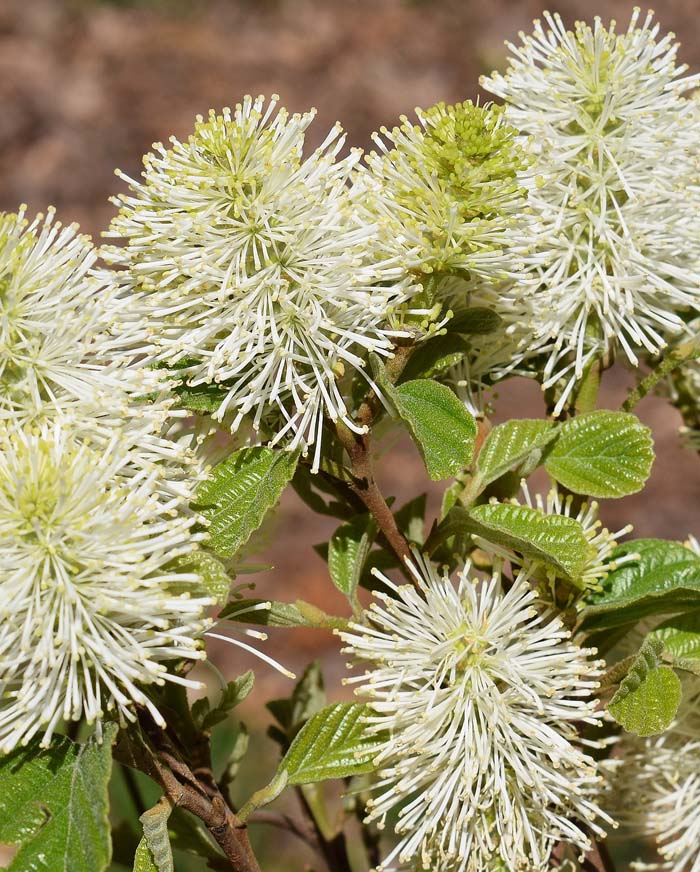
(622, 338), (700, 412)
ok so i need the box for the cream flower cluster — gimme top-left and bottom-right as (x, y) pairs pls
(0, 422), (211, 751)
(0, 207), (217, 751)
(104, 95), (416, 471)
(483, 10), (700, 412)
(339, 553), (612, 871)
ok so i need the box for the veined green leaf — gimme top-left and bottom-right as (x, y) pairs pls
(0, 724), (117, 872)
(167, 550), (232, 604)
(470, 502), (595, 582)
(581, 539), (700, 630)
(608, 638), (682, 736)
(279, 703), (383, 785)
(328, 514), (377, 603)
(475, 419), (556, 489)
(191, 671), (255, 732)
(545, 410), (654, 498)
(196, 447), (298, 558)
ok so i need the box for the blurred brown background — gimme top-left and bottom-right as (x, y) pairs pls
(1, 1), (700, 869)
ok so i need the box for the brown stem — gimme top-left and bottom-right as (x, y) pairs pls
(336, 419), (412, 568)
(118, 710), (261, 872)
(584, 839), (615, 872)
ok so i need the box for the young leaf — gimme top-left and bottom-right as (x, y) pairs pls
(469, 502), (595, 582)
(608, 638), (682, 736)
(219, 597), (333, 628)
(399, 334), (470, 382)
(279, 703), (383, 785)
(392, 379), (477, 479)
(192, 671), (255, 732)
(135, 797), (173, 872)
(0, 723), (117, 872)
(196, 447), (299, 557)
(544, 410), (654, 498)
(445, 307), (503, 336)
(581, 539), (700, 630)
(328, 514), (377, 603)
(475, 419), (556, 489)
(647, 610), (700, 673)
(167, 550), (232, 604)
(172, 380), (227, 414)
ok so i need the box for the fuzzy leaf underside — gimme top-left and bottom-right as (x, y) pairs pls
(0, 724), (116, 872)
(608, 638), (682, 736)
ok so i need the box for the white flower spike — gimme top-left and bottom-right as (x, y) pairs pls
(338, 552), (613, 871)
(0, 207), (142, 424)
(483, 11), (700, 413)
(0, 422), (213, 752)
(104, 95), (415, 471)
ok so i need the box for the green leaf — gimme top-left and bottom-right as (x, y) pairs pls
(279, 704), (383, 785)
(196, 447), (299, 558)
(608, 638), (682, 736)
(267, 662), (326, 748)
(582, 539), (700, 630)
(172, 380), (227, 414)
(394, 494), (426, 544)
(0, 723), (117, 872)
(219, 597), (315, 628)
(134, 798), (173, 872)
(446, 307), (503, 335)
(328, 514), (377, 602)
(469, 502), (595, 582)
(167, 550), (232, 604)
(544, 410), (654, 498)
(395, 380), (477, 479)
(649, 610), (700, 663)
(399, 334), (470, 382)
(192, 671), (255, 732)
(476, 419), (556, 489)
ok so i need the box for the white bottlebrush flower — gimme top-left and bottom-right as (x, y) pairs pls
(0, 207), (148, 424)
(338, 552), (613, 871)
(482, 11), (700, 413)
(617, 688), (700, 872)
(104, 95), (415, 471)
(0, 422), (213, 752)
(359, 100), (530, 290)
(478, 483), (634, 594)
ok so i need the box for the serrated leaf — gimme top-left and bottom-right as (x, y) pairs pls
(545, 410), (654, 498)
(446, 307), (503, 335)
(476, 419), (556, 488)
(328, 515), (377, 601)
(196, 447), (298, 558)
(582, 539), (700, 630)
(192, 671), (255, 732)
(608, 638), (682, 736)
(0, 723), (117, 872)
(470, 502), (595, 582)
(279, 703), (383, 785)
(167, 550), (232, 604)
(135, 798), (173, 872)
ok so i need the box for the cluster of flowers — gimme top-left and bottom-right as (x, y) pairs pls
(2, 9), (700, 872)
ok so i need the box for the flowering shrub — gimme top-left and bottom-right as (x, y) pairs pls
(3, 10), (700, 872)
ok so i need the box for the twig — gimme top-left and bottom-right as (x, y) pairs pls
(248, 809), (319, 852)
(296, 785), (353, 872)
(622, 338), (700, 412)
(118, 709), (261, 872)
